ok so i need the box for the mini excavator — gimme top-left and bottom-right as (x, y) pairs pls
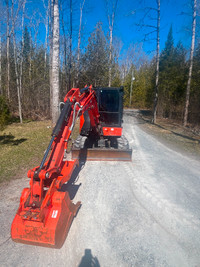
(11, 85), (132, 248)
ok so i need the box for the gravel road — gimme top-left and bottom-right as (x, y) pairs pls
(0, 111), (200, 267)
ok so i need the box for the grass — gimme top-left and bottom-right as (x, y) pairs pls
(0, 121), (52, 184)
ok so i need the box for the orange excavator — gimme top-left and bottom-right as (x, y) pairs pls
(11, 85), (132, 248)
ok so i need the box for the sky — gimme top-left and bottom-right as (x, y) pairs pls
(1, 0), (196, 62)
(84, 0), (194, 58)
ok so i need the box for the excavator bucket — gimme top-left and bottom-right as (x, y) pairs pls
(11, 190), (81, 248)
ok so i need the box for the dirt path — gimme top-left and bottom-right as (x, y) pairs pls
(0, 111), (200, 266)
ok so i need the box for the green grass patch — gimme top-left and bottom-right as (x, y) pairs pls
(0, 121), (52, 183)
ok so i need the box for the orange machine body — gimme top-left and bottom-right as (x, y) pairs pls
(11, 86), (99, 248)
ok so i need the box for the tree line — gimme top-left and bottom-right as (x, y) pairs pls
(0, 0), (199, 128)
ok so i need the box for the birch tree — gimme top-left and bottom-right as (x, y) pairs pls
(76, 0), (85, 86)
(105, 0), (118, 87)
(68, 0), (72, 90)
(19, 0), (26, 98)
(6, 0), (10, 100)
(152, 0), (160, 124)
(11, 0), (23, 123)
(134, 0), (160, 123)
(183, 0), (197, 126)
(51, 0), (60, 124)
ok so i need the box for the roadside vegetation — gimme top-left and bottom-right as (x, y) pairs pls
(138, 110), (200, 160)
(0, 121), (52, 184)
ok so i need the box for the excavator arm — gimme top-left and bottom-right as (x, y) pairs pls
(11, 86), (100, 248)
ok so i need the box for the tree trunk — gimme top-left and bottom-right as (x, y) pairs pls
(183, 0), (196, 127)
(129, 68), (134, 107)
(51, 0), (60, 124)
(49, 0), (54, 116)
(108, 27), (113, 87)
(44, 0), (49, 74)
(13, 33), (23, 123)
(19, 0), (26, 98)
(11, 0), (23, 123)
(76, 0), (85, 86)
(152, 0), (160, 124)
(0, 36), (1, 95)
(106, 0), (118, 87)
(68, 0), (72, 91)
(6, 0), (10, 100)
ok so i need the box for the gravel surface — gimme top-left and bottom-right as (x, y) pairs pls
(0, 111), (200, 267)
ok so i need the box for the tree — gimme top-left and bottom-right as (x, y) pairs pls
(51, 0), (60, 124)
(76, 0), (86, 86)
(134, 0), (161, 122)
(6, 0), (10, 101)
(105, 0), (118, 87)
(11, 0), (23, 123)
(152, 0), (160, 123)
(189, 42), (200, 124)
(183, 0), (197, 126)
(80, 22), (109, 87)
(68, 0), (72, 91)
(159, 26), (175, 117)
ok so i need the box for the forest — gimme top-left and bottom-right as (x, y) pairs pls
(0, 0), (199, 128)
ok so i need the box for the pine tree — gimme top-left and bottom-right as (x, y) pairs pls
(159, 26), (176, 118)
(80, 22), (109, 87)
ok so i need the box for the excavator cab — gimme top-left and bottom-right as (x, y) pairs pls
(95, 87), (124, 128)
(72, 86), (131, 161)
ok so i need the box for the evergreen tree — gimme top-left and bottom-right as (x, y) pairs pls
(23, 26), (31, 65)
(80, 22), (109, 87)
(159, 26), (176, 117)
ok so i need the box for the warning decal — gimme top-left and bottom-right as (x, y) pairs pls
(51, 210), (58, 218)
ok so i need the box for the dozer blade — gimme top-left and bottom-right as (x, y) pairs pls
(11, 191), (81, 248)
(72, 147), (132, 161)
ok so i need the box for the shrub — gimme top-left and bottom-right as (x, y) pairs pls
(0, 96), (10, 131)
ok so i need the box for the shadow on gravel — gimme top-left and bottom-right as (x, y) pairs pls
(60, 157), (86, 200)
(0, 134), (27, 146)
(78, 249), (100, 267)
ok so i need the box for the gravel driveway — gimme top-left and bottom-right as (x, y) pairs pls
(0, 111), (200, 267)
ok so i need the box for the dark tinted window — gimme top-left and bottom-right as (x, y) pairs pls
(99, 90), (119, 112)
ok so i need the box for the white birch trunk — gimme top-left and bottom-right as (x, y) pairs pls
(11, 0), (22, 123)
(6, 0), (10, 100)
(152, 0), (160, 124)
(76, 0), (85, 86)
(51, 0), (60, 124)
(183, 0), (196, 127)
(43, 0), (49, 72)
(68, 0), (72, 90)
(108, 27), (113, 87)
(107, 0), (118, 87)
(19, 0), (26, 98)
(49, 0), (54, 115)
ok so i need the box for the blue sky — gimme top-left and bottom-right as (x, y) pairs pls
(6, 0), (195, 61)
(85, 0), (193, 57)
